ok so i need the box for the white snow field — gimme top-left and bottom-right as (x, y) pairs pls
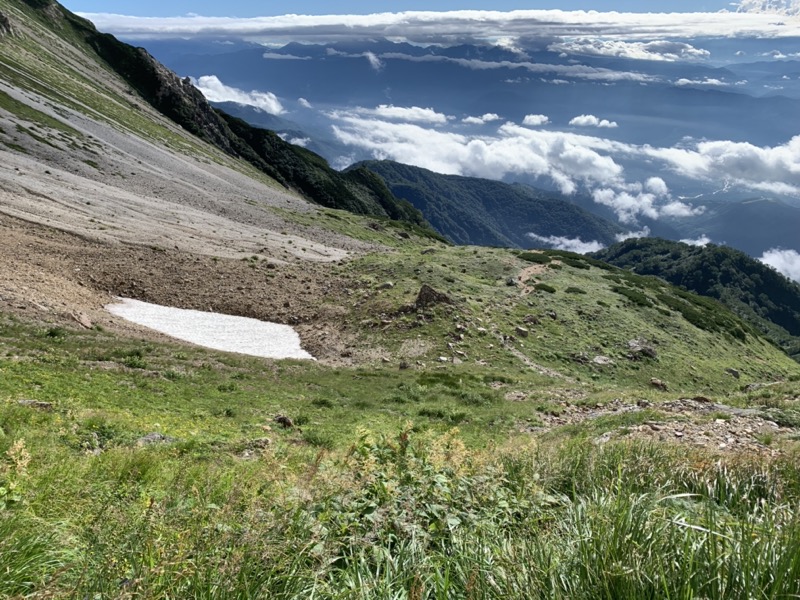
(107, 298), (314, 360)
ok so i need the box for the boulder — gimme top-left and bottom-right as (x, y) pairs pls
(415, 284), (452, 309)
(650, 378), (668, 391)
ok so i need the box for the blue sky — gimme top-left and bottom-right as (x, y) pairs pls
(63, 1), (735, 17)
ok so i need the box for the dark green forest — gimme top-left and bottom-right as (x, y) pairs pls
(356, 160), (623, 248)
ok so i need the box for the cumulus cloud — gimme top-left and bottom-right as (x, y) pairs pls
(644, 135), (800, 196)
(680, 235), (712, 246)
(330, 115), (626, 192)
(569, 114), (618, 128)
(527, 233), (605, 254)
(462, 113), (502, 125)
(522, 114), (550, 126)
(548, 39), (710, 62)
(193, 75), (284, 114)
(334, 105), (449, 124)
(329, 113), (707, 223)
(737, 0), (800, 15)
(759, 248), (800, 282)
(79, 10), (800, 46)
(298, 97), (312, 108)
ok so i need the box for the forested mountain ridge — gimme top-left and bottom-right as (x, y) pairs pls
(355, 160), (623, 248)
(594, 238), (800, 360)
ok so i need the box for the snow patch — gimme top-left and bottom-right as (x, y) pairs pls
(107, 298), (314, 360)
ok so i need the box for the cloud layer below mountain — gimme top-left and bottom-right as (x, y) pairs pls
(328, 107), (800, 224)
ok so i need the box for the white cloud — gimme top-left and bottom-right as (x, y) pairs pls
(616, 226), (651, 241)
(644, 135), (800, 196)
(737, 0), (800, 16)
(462, 113), (502, 125)
(675, 77), (729, 86)
(79, 10), (800, 46)
(569, 114), (618, 128)
(548, 39), (711, 62)
(335, 105), (449, 124)
(522, 114), (550, 127)
(298, 97), (312, 108)
(288, 137), (311, 147)
(364, 51), (384, 72)
(380, 52), (655, 84)
(759, 248), (800, 282)
(527, 233), (605, 254)
(680, 235), (712, 246)
(193, 75), (284, 114)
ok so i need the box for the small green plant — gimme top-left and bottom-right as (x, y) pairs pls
(534, 283), (556, 294)
(0, 440), (29, 511)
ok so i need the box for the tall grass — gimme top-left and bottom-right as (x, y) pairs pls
(2, 427), (799, 598)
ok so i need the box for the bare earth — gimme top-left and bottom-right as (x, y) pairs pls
(0, 80), (379, 362)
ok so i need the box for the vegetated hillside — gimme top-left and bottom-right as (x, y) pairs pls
(3, 1), (800, 596)
(0, 0), (430, 228)
(594, 237), (800, 360)
(355, 160), (624, 247)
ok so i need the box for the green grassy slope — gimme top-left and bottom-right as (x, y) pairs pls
(2, 247), (800, 597)
(594, 237), (800, 361)
(3, 1), (800, 596)
(356, 159), (624, 247)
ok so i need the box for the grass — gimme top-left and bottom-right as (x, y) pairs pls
(0, 283), (798, 598)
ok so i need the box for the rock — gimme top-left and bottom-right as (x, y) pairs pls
(592, 355), (613, 365)
(515, 326), (530, 338)
(650, 378), (668, 391)
(506, 277), (517, 287)
(627, 338), (657, 360)
(136, 432), (175, 446)
(438, 356), (449, 363)
(274, 414), (294, 429)
(415, 284), (452, 309)
(546, 311), (558, 320)
(377, 282), (395, 290)
(725, 368), (741, 379)
(523, 315), (540, 325)
(71, 312), (93, 329)
(17, 399), (53, 411)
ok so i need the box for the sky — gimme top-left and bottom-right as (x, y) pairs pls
(61, 1), (736, 17)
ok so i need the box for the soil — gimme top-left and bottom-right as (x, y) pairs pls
(0, 213), (364, 363)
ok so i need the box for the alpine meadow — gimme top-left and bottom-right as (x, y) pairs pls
(1, 0), (800, 598)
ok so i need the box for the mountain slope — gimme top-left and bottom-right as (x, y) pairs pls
(0, 0), (430, 228)
(355, 160), (623, 248)
(594, 238), (800, 360)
